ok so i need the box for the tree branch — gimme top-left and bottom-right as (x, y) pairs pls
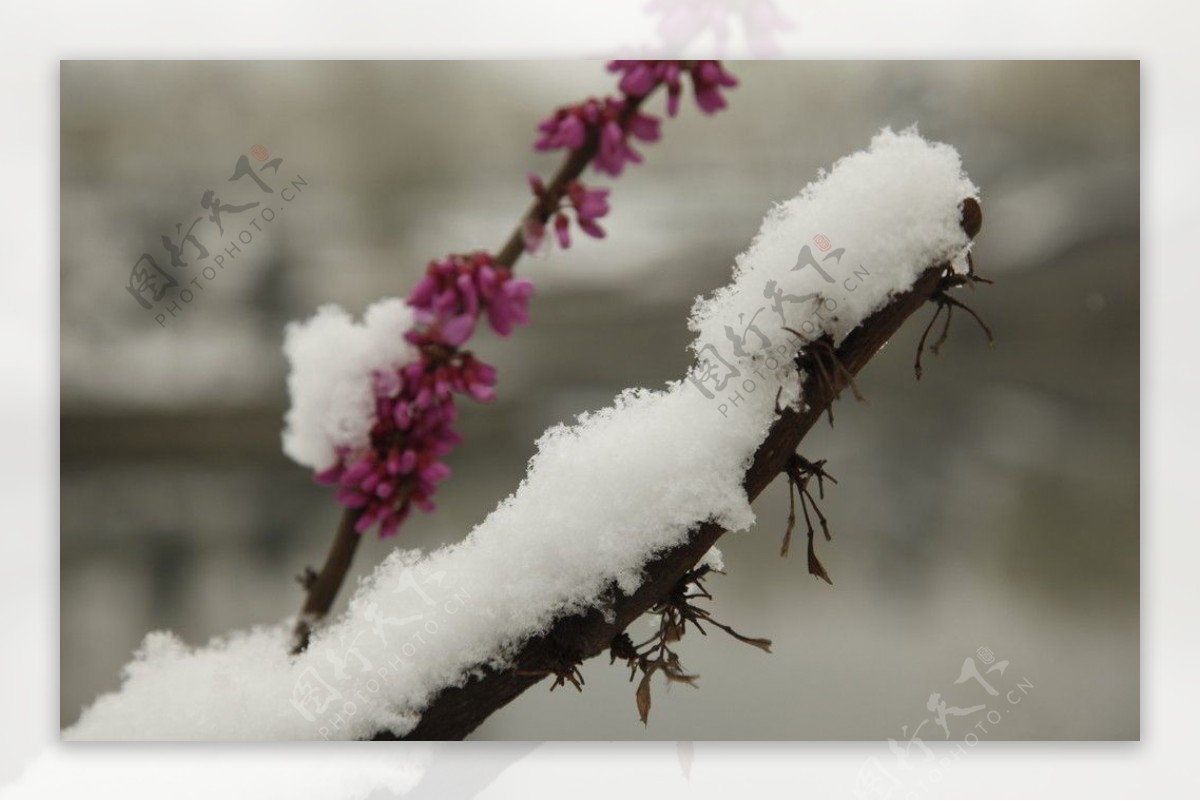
(375, 203), (979, 740)
(291, 507), (362, 651)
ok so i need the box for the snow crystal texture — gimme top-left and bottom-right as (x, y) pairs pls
(281, 298), (417, 471)
(66, 128), (976, 740)
(691, 127), (977, 359)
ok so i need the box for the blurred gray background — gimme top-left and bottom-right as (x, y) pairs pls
(60, 61), (1138, 739)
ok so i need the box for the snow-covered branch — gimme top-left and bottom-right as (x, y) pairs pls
(383, 257), (961, 740)
(65, 129), (983, 741)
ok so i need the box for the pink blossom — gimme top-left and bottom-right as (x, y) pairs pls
(535, 108), (589, 151)
(316, 338), (502, 537)
(566, 181), (609, 239)
(315, 251), (532, 538)
(315, 368), (458, 537)
(691, 60), (739, 114)
(609, 59), (683, 115)
(607, 60), (739, 117)
(554, 213), (571, 248)
(534, 97), (661, 177)
(645, 0), (794, 58)
(408, 252), (534, 338)
(526, 175), (611, 251)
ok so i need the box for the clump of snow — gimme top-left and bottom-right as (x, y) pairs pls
(66, 128), (977, 741)
(698, 544), (725, 573)
(68, 380), (780, 741)
(690, 127), (977, 363)
(281, 299), (418, 471)
(67, 628), (301, 740)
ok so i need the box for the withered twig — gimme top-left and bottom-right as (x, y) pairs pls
(913, 205), (994, 381)
(781, 454), (838, 583)
(612, 566), (770, 724)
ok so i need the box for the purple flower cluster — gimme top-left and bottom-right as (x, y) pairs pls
(607, 59), (739, 116)
(316, 253), (533, 537)
(525, 60), (737, 255)
(535, 97), (662, 177)
(409, 251), (535, 337)
(526, 175), (611, 251)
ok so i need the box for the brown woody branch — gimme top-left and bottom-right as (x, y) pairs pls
(291, 507), (363, 652)
(374, 201), (981, 739)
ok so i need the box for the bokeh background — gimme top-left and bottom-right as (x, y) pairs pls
(60, 60), (1138, 740)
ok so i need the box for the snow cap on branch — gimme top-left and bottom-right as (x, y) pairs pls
(689, 127), (978, 363)
(67, 128), (978, 741)
(281, 299), (418, 472)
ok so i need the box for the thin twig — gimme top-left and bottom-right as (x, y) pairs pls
(291, 508), (361, 652)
